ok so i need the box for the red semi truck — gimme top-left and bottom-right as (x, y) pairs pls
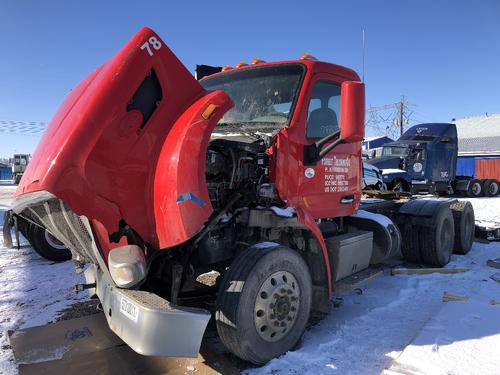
(5, 28), (475, 364)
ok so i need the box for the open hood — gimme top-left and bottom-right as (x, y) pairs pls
(14, 27), (233, 250)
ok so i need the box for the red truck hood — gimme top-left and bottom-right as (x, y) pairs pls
(14, 27), (232, 250)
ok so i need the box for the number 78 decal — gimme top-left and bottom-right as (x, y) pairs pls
(140, 36), (162, 56)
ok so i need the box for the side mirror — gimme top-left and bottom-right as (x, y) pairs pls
(340, 81), (365, 143)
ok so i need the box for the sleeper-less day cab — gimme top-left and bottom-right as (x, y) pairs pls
(6, 28), (474, 364)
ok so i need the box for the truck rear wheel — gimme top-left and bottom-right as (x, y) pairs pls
(216, 244), (312, 365)
(419, 207), (455, 266)
(28, 224), (72, 262)
(466, 179), (482, 197)
(482, 179), (499, 197)
(450, 201), (475, 255)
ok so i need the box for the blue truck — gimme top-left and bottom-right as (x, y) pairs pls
(367, 123), (500, 197)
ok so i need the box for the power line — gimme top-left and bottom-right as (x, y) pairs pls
(366, 96), (416, 139)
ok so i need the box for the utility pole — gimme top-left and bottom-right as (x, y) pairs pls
(399, 98), (404, 136)
(366, 96), (415, 139)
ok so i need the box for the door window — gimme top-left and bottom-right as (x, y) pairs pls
(306, 81), (341, 139)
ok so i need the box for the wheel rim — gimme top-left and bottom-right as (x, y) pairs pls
(489, 183), (499, 196)
(254, 271), (300, 342)
(393, 182), (403, 192)
(44, 230), (67, 250)
(472, 182), (481, 195)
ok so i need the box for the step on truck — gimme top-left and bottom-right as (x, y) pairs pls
(4, 28), (476, 365)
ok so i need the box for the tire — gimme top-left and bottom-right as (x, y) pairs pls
(28, 224), (72, 262)
(482, 179), (499, 197)
(450, 201), (475, 255)
(466, 179), (482, 197)
(400, 223), (422, 263)
(419, 207), (455, 266)
(216, 245), (312, 365)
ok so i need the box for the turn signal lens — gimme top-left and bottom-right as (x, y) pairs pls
(299, 53), (317, 61)
(202, 104), (218, 120)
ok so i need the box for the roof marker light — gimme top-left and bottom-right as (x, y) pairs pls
(235, 61), (248, 68)
(299, 53), (318, 61)
(251, 58), (266, 65)
(221, 65), (233, 71)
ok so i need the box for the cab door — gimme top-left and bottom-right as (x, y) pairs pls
(286, 74), (361, 218)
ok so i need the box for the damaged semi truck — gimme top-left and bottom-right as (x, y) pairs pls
(3, 28), (475, 364)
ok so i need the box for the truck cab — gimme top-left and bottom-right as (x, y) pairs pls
(368, 123), (458, 194)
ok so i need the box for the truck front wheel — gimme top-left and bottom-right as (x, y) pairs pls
(28, 224), (72, 262)
(216, 245), (312, 365)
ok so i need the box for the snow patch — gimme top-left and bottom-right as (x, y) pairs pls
(269, 206), (295, 218)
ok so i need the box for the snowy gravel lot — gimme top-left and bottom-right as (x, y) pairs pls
(1, 182), (499, 375)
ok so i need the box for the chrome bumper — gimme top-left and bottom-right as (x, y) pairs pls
(85, 264), (211, 357)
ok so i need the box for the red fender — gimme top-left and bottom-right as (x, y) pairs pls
(296, 207), (333, 297)
(153, 91), (233, 248)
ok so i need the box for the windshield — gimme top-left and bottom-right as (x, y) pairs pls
(382, 146), (409, 157)
(201, 64), (304, 133)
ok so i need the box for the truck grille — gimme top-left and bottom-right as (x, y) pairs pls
(14, 194), (97, 264)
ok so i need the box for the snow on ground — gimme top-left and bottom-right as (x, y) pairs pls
(0, 183), (88, 374)
(0, 181), (499, 375)
(461, 197), (500, 230)
(250, 197), (500, 375)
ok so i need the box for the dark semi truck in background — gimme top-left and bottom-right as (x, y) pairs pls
(367, 123), (500, 197)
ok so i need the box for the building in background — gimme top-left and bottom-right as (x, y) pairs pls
(0, 162), (11, 180)
(453, 114), (500, 180)
(362, 136), (394, 158)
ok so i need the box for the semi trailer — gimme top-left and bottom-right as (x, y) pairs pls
(367, 123), (500, 197)
(3, 28), (475, 365)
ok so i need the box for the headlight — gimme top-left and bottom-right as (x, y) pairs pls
(413, 162), (423, 173)
(108, 245), (146, 288)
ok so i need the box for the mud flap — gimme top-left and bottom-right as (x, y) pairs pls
(2, 209), (14, 248)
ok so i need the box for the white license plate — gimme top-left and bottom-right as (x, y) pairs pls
(120, 296), (139, 323)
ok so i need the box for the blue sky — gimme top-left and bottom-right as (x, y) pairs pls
(0, 0), (499, 157)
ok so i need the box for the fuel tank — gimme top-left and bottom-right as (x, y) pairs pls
(13, 28), (233, 255)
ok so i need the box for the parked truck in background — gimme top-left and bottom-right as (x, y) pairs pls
(3, 28), (475, 365)
(367, 123), (500, 197)
(10, 153), (30, 184)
